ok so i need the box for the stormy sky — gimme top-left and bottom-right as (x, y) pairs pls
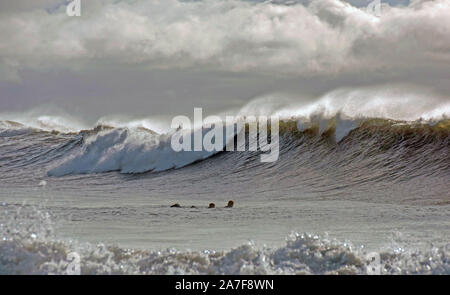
(0, 0), (449, 126)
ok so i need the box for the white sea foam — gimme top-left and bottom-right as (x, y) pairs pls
(255, 86), (450, 123)
(47, 127), (224, 176)
(0, 205), (448, 275)
(0, 110), (87, 133)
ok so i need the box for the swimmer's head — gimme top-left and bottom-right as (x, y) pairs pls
(226, 200), (234, 208)
(208, 203), (215, 208)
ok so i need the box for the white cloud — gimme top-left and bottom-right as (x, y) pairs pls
(0, 0), (449, 80)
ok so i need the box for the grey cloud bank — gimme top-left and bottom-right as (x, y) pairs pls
(0, 0), (449, 122)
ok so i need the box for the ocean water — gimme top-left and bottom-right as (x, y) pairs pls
(0, 115), (449, 274)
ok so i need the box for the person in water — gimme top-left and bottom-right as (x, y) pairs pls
(225, 200), (234, 208)
(208, 203), (215, 208)
(170, 203), (181, 208)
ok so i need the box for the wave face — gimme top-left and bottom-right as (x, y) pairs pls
(1, 115), (448, 206)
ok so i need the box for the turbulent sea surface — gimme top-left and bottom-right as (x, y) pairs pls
(0, 114), (449, 274)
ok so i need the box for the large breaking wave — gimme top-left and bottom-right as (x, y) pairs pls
(1, 115), (449, 178)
